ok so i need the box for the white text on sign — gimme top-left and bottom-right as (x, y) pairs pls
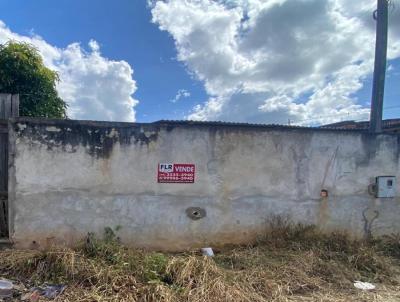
(158, 163), (195, 183)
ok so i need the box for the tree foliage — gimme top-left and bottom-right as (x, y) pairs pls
(0, 41), (67, 118)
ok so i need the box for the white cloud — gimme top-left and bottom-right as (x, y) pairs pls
(0, 21), (138, 122)
(170, 88), (191, 103)
(151, 0), (400, 125)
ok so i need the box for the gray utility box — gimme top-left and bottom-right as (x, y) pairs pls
(376, 176), (396, 198)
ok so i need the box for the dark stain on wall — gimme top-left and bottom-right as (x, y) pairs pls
(12, 118), (160, 158)
(357, 133), (379, 166)
(397, 135), (400, 160)
(10, 117), (400, 161)
(359, 132), (400, 167)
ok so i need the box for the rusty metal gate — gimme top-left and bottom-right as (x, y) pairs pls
(0, 94), (19, 238)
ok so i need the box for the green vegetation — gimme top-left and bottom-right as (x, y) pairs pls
(0, 41), (67, 118)
(0, 222), (399, 301)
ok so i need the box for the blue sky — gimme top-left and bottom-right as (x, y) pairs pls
(0, 0), (399, 125)
(0, 0), (208, 122)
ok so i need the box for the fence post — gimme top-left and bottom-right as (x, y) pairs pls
(0, 94), (19, 237)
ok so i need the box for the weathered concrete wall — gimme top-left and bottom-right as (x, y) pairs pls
(8, 118), (400, 250)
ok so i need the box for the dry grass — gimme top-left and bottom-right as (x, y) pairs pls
(1, 221), (400, 301)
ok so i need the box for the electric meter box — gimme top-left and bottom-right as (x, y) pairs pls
(376, 176), (396, 198)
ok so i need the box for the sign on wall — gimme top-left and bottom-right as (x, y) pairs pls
(158, 163), (195, 183)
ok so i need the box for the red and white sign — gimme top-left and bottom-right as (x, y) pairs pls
(158, 163), (195, 183)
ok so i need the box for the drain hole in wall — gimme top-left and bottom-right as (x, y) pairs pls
(320, 189), (328, 198)
(186, 207), (206, 220)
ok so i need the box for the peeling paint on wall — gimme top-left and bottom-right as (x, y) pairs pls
(12, 119), (160, 158)
(7, 118), (400, 250)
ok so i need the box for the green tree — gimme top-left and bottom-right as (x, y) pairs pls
(0, 41), (67, 118)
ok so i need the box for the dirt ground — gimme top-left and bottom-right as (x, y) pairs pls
(1, 223), (400, 301)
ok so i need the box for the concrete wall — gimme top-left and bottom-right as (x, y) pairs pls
(8, 118), (400, 250)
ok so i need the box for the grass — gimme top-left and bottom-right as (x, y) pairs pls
(1, 220), (400, 301)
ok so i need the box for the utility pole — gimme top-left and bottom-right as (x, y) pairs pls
(369, 0), (389, 133)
